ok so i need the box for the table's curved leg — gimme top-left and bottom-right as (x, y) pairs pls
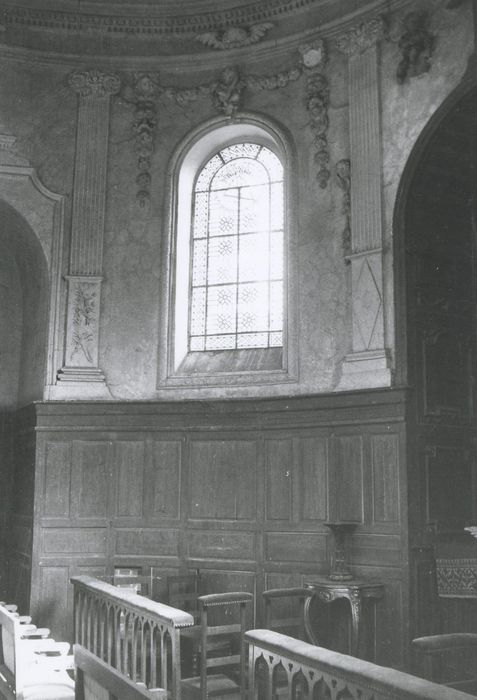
(304, 594), (320, 645)
(347, 592), (362, 657)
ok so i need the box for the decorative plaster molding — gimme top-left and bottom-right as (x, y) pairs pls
(299, 39), (327, 68)
(1, 0), (324, 36)
(335, 16), (386, 55)
(396, 11), (435, 84)
(305, 68), (330, 189)
(132, 73), (159, 206)
(336, 159), (351, 254)
(68, 69), (121, 97)
(0, 133), (16, 151)
(245, 65), (302, 91)
(196, 22), (274, 50)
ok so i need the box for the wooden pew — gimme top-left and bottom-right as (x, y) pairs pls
(71, 575), (195, 700)
(245, 629), (477, 700)
(0, 603), (74, 700)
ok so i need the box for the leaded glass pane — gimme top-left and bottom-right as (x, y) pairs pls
(189, 142), (284, 352)
(237, 332), (268, 349)
(239, 232), (269, 282)
(269, 331), (283, 347)
(257, 147), (283, 181)
(240, 184), (269, 233)
(270, 280), (283, 331)
(237, 282), (268, 332)
(207, 236), (238, 285)
(270, 231), (283, 280)
(206, 284), (237, 335)
(190, 336), (205, 351)
(192, 239), (207, 286)
(208, 189), (238, 237)
(220, 143), (261, 162)
(196, 154), (223, 191)
(190, 287), (206, 336)
(212, 158), (268, 190)
(193, 192), (209, 239)
(270, 182), (284, 230)
(206, 334), (236, 350)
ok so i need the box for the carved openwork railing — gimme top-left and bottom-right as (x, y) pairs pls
(71, 575), (194, 699)
(245, 629), (476, 700)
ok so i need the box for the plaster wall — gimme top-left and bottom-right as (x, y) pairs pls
(0, 0), (472, 402)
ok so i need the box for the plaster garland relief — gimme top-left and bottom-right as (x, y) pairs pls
(301, 39), (330, 189)
(396, 11), (435, 84)
(335, 159), (351, 255)
(195, 22), (275, 50)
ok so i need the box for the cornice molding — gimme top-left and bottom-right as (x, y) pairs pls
(0, 0), (330, 36)
(0, 0), (414, 68)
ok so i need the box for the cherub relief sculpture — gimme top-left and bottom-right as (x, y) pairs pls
(212, 66), (245, 116)
(396, 11), (435, 84)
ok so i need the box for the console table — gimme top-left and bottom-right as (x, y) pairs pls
(304, 578), (384, 659)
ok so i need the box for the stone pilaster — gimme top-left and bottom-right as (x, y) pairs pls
(335, 18), (392, 390)
(56, 70), (120, 397)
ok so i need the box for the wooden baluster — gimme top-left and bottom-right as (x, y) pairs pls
(150, 624), (157, 689)
(131, 615), (139, 682)
(107, 604), (113, 665)
(140, 619), (147, 684)
(115, 607), (122, 673)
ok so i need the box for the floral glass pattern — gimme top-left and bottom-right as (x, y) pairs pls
(190, 143), (284, 351)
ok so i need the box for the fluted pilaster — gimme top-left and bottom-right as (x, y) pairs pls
(56, 70), (120, 397)
(335, 18), (392, 390)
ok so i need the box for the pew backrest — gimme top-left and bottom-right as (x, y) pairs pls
(71, 575), (195, 700)
(0, 603), (74, 700)
(246, 629), (477, 700)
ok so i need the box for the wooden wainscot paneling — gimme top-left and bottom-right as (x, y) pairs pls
(424, 443), (473, 531)
(145, 440), (182, 520)
(115, 441), (145, 519)
(265, 438), (293, 521)
(36, 566), (70, 640)
(332, 434), (364, 523)
(43, 441), (71, 518)
(115, 528), (179, 558)
(42, 528), (107, 556)
(350, 534), (402, 568)
(371, 433), (400, 526)
(189, 440), (257, 520)
(265, 532), (327, 565)
(70, 441), (110, 519)
(300, 436), (329, 522)
(187, 530), (256, 561)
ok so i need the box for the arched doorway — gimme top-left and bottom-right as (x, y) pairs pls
(0, 200), (49, 409)
(397, 85), (477, 640)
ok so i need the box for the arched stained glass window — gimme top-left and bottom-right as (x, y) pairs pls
(189, 143), (284, 352)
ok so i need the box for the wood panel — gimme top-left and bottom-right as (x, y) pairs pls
(189, 440), (257, 520)
(300, 436), (328, 522)
(44, 441), (71, 518)
(371, 434), (400, 525)
(145, 440), (182, 520)
(265, 438), (293, 521)
(333, 435), (364, 523)
(115, 441), (145, 519)
(71, 441), (110, 520)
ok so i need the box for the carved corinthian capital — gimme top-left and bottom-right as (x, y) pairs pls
(336, 16), (385, 55)
(68, 69), (121, 97)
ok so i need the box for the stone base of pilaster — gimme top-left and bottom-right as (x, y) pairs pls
(335, 349), (392, 391)
(46, 367), (112, 399)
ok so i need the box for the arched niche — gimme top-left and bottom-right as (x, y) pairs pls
(0, 164), (65, 405)
(394, 77), (477, 540)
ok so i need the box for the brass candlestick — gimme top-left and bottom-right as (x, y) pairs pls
(324, 522), (357, 581)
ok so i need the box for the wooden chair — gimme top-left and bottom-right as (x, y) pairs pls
(262, 587), (311, 640)
(412, 557), (477, 693)
(113, 566), (161, 599)
(0, 603), (74, 700)
(181, 591), (253, 700)
(167, 570), (202, 620)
